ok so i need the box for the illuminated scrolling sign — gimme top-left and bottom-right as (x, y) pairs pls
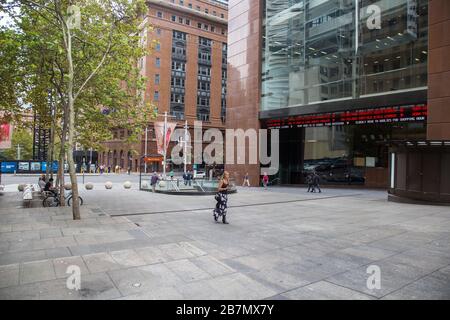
(265, 104), (427, 129)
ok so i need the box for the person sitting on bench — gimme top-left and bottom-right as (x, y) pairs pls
(44, 178), (57, 197)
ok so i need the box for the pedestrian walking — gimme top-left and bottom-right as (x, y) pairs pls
(313, 171), (322, 193)
(242, 172), (251, 187)
(213, 171), (230, 224)
(150, 171), (160, 193)
(306, 173), (314, 192)
(262, 172), (269, 189)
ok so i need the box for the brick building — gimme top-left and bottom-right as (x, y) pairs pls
(99, 0), (228, 173)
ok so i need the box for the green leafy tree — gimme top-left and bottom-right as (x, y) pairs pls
(1, 0), (156, 219)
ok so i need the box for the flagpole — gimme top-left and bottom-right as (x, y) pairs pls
(184, 120), (188, 174)
(163, 111), (167, 178)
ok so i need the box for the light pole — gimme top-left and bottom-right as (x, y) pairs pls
(163, 111), (168, 178)
(144, 125), (148, 173)
(182, 120), (190, 174)
(16, 144), (22, 160)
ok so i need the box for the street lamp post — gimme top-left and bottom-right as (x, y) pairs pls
(183, 120), (189, 174)
(163, 111), (168, 178)
(144, 125), (148, 173)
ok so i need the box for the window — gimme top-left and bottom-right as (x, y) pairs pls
(178, 17), (183, 23)
(205, 9), (208, 14)
(156, 58), (160, 68)
(188, 3), (192, 9)
(171, 61), (186, 71)
(155, 74), (160, 85)
(155, 43), (160, 51)
(198, 52), (211, 62)
(211, 26), (215, 33)
(221, 13), (224, 19)
(173, 30), (187, 40)
(185, 19), (190, 26)
(197, 97), (210, 107)
(204, 24), (209, 31)
(171, 77), (185, 87)
(171, 15), (176, 22)
(199, 37), (212, 46)
(171, 94), (185, 103)
(198, 22), (202, 29)
(156, 28), (161, 35)
(198, 66), (211, 76)
(172, 46), (186, 56)
(198, 81), (210, 91)
(154, 91), (159, 101)
(157, 11), (163, 18)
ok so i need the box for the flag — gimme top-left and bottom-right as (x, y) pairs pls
(0, 123), (12, 150)
(154, 121), (177, 156)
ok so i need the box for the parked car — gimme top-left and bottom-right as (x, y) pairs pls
(194, 171), (206, 179)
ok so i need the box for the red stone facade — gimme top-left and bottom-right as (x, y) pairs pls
(427, 0), (450, 140)
(224, 0), (262, 187)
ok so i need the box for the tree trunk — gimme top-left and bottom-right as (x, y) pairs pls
(66, 29), (81, 220)
(58, 111), (68, 207)
(46, 106), (56, 181)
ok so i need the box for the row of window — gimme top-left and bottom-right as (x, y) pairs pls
(156, 11), (227, 35)
(168, 0), (226, 18)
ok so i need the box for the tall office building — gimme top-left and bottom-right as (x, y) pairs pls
(99, 0), (228, 172)
(226, 0), (450, 195)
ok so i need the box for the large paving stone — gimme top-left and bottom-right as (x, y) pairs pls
(20, 259), (56, 284)
(134, 246), (168, 265)
(165, 259), (212, 283)
(382, 270), (450, 300)
(83, 253), (121, 273)
(282, 281), (374, 300)
(0, 264), (20, 288)
(110, 249), (146, 268)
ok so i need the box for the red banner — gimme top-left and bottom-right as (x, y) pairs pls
(154, 121), (177, 155)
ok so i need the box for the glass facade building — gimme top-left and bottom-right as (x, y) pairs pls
(262, 0), (428, 111)
(259, 0), (429, 186)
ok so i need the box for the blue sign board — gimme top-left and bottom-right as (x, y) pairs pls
(1, 161), (58, 173)
(1, 162), (17, 173)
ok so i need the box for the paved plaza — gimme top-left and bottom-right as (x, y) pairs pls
(0, 177), (449, 300)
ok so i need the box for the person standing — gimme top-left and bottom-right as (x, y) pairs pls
(169, 170), (174, 180)
(213, 171), (230, 224)
(313, 171), (322, 193)
(242, 172), (251, 187)
(38, 175), (46, 191)
(306, 173), (314, 192)
(150, 172), (160, 193)
(187, 170), (193, 186)
(183, 172), (187, 185)
(262, 172), (269, 189)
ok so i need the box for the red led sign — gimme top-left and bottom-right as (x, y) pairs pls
(265, 104), (427, 128)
